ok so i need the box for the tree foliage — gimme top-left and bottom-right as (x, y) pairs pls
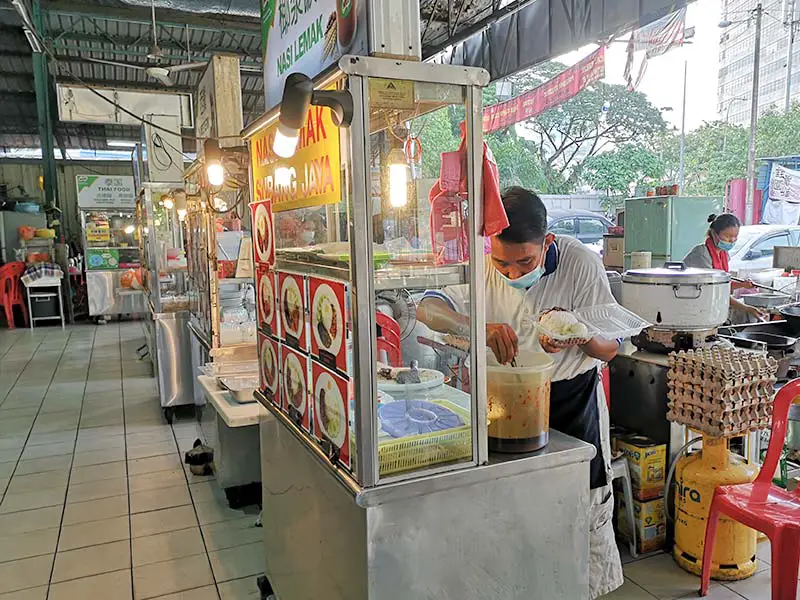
(582, 144), (664, 195)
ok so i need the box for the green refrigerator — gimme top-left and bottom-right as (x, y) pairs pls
(624, 196), (723, 270)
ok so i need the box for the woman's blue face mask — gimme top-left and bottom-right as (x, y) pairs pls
(716, 239), (735, 252)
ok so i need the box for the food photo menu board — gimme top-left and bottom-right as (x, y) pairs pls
(257, 268), (278, 337)
(251, 200), (274, 267)
(259, 332), (280, 408)
(309, 276), (348, 374)
(311, 361), (352, 469)
(278, 272), (307, 351)
(281, 343), (310, 433)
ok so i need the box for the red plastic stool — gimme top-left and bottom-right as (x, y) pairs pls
(0, 261), (28, 329)
(376, 338), (402, 367)
(699, 379), (800, 600)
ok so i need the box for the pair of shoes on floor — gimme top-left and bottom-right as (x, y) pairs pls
(184, 438), (214, 476)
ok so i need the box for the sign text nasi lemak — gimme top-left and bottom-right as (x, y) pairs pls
(250, 104), (341, 213)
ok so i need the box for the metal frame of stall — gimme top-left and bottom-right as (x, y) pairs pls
(137, 182), (197, 423)
(245, 55), (596, 599)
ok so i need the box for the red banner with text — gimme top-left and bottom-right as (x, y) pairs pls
(482, 47), (606, 134)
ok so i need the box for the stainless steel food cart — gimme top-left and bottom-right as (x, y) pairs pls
(245, 56), (595, 600)
(137, 182), (197, 423)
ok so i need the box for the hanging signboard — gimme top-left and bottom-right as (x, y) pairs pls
(260, 0), (369, 110)
(768, 164), (800, 204)
(249, 102), (341, 213)
(76, 175), (136, 209)
(482, 47), (605, 134)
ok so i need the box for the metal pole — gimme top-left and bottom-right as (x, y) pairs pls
(746, 3), (763, 225)
(786, 0), (797, 113)
(31, 0), (58, 211)
(678, 60), (687, 193)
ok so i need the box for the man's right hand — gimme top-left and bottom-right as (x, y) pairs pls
(487, 323), (518, 364)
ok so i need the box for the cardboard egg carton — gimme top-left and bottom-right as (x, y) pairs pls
(665, 346), (777, 436)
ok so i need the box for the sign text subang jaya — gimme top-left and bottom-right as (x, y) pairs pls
(250, 105), (341, 212)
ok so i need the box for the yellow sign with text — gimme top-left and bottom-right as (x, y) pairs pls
(249, 103), (341, 213)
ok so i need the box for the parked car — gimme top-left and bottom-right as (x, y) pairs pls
(547, 208), (613, 255)
(728, 225), (800, 286)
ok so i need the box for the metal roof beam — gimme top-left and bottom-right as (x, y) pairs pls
(42, 5), (261, 35)
(49, 46), (262, 72)
(52, 76), (263, 99)
(49, 33), (260, 61)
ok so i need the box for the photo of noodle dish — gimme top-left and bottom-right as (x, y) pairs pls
(281, 276), (303, 338)
(315, 371), (346, 448)
(312, 284), (342, 355)
(254, 203), (272, 263)
(283, 352), (306, 414)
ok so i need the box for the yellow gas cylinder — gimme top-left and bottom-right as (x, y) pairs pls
(673, 436), (758, 580)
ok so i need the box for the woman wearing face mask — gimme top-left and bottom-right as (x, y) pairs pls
(417, 186), (624, 599)
(683, 213), (765, 321)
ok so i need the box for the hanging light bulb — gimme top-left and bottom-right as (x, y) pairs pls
(204, 139), (225, 186)
(124, 225), (135, 234)
(177, 208), (187, 221)
(388, 147), (409, 208)
(162, 196), (174, 210)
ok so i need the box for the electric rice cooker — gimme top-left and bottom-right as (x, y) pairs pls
(621, 261), (731, 330)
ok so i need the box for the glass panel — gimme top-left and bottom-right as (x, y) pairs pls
(751, 234), (789, 258)
(367, 77), (474, 478)
(83, 209), (140, 270)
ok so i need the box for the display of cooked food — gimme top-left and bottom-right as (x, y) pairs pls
(261, 341), (277, 390)
(315, 290), (338, 349)
(443, 333), (470, 352)
(282, 278), (303, 335)
(260, 274), (274, 324)
(255, 204), (271, 260)
(284, 354), (305, 411)
(538, 308), (589, 339)
(317, 376), (345, 447)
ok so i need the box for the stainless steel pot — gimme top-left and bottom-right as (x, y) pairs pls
(621, 262), (731, 330)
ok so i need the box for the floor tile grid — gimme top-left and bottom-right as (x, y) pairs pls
(42, 328), (102, 596)
(0, 330), (79, 507)
(118, 324), (224, 600)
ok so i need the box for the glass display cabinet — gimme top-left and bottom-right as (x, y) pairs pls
(137, 182), (196, 422)
(247, 57), (595, 600)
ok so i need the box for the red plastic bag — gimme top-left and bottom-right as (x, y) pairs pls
(481, 142), (507, 237)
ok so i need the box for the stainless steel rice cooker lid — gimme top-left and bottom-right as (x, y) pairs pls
(622, 261), (730, 285)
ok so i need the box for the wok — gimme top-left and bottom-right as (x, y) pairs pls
(778, 305), (800, 335)
(719, 330), (797, 351)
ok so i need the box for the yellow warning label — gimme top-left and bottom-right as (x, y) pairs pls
(369, 78), (414, 109)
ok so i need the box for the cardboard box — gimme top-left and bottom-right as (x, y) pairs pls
(617, 495), (666, 555)
(603, 235), (624, 268)
(617, 435), (666, 501)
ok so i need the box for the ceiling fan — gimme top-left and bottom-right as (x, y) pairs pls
(82, 0), (207, 86)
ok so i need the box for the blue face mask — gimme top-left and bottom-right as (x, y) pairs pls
(717, 239), (735, 252)
(497, 243), (547, 290)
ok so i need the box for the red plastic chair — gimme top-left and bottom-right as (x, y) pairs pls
(376, 312), (401, 341)
(376, 338), (402, 367)
(700, 379), (800, 600)
(0, 262), (28, 329)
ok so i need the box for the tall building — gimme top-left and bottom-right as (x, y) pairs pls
(718, 0), (800, 126)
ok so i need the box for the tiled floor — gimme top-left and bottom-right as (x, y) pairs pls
(607, 539), (798, 600)
(0, 323), (795, 600)
(0, 323), (262, 600)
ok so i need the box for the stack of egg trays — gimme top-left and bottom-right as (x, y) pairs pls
(666, 346), (777, 437)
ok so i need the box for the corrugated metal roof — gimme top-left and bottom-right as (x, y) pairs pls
(1, 0), (500, 149)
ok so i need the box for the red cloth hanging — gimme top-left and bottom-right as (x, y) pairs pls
(705, 237), (729, 272)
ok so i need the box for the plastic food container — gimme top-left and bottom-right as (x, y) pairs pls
(487, 350), (554, 453)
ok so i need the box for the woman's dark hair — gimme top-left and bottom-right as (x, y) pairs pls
(497, 186), (548, 244)
(707, 212), (741, 235)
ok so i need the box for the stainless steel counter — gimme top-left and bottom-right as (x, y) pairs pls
(259, 408), (595, 600)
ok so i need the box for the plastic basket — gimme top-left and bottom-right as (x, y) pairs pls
(378, 400), (471, 476)
(573, 303), (650, 340)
